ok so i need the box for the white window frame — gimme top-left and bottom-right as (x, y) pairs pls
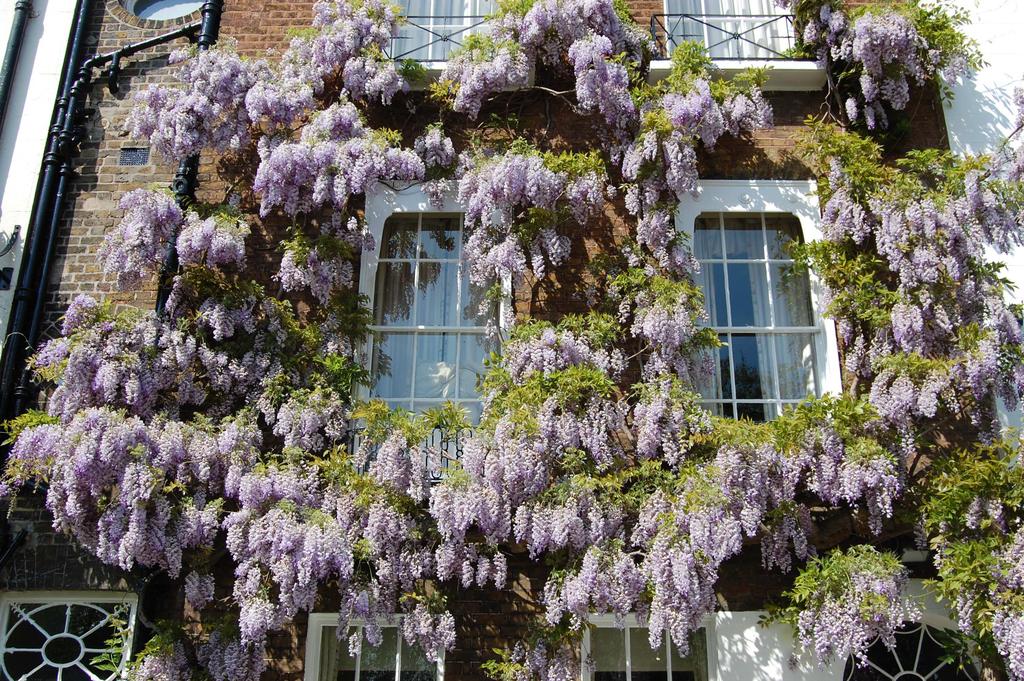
(581, 614), (715, 681)
(676, 179), (843, 416)
(359, 185), (511, 417)
(0, 591), (139, 681)
(303, 613), (445, 681)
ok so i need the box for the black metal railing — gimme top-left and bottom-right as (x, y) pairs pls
(650, 13), (797, 60)
(388, 15), (490, 62)
(349, 426), (472, 483)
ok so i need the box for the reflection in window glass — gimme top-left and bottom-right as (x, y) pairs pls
(318, 626), (439, 681)
(129, 0), (203, 20)
(370, 214), (497, 421)
(694, 212), (821, 421)
(843, 623), (978, 680)
(586, 625), (707, 681)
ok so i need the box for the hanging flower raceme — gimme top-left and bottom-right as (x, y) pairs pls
(458, 146), (605, 287)
(415, 124), (458, 208)
(127, 43), (269, 162)
(790, 1), (978, 129)
(100, 189), (183, 291)
(253, 102), (422, 217)
(806, 122), (1024, 437)
(777, 546), (920, 667)
(5, 407), (260, 577)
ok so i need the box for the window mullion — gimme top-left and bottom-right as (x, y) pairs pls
(355, 626), (363, 681)
(624, 625), (632, 681)
(396, 629), (403, 681)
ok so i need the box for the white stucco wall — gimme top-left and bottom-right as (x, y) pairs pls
(0, 0), (75, 344)
(709, 612), (843, 681)
(942, 0), (1024, 429)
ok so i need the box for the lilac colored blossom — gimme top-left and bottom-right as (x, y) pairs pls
(128, 44), (268, 162)
(176, 212), (249, 268)
(100, 189), (183, 291)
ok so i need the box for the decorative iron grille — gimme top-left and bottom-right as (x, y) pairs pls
(388, 15), (490, 61)
(650, 13), (797, 60)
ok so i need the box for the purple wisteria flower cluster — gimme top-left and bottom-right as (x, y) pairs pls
(791, 1), (976, 129)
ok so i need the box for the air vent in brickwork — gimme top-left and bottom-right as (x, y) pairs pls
(118, 147), (150, 166)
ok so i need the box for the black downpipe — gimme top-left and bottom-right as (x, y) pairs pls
(0, 0), (94, 422)
(0, 2), (204, 422)
(0, 0), (33, 140)
(156, 0), (224, 315)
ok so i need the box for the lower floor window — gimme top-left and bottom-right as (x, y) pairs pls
(844, 622), (977, 680)
(584, 624), (707, 681)
(314, 624), (439, 681)
(0, 594), (135, 681)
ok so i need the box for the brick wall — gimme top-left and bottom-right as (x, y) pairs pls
(6, 0), (951, 679)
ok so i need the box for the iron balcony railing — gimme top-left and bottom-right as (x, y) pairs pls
(388, 15), (490, 62)
(349, 426), (472, 483)
(650, 13), (797, 60)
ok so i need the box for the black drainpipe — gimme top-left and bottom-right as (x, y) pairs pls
(0, 2), (207, 423)
(0, 0), (33, 140)
(0, 0), (94, 423)
(156, 0), (224, 315)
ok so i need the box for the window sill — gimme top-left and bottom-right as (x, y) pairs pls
(647, 58), (825, 91)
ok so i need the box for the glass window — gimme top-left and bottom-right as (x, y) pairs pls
(128, 0), (203, 20)
(1, 596), (135, 681)
(659, 0), (795, 60)
(316, 625), (439, 681)
(843, 623), (978, 680)
(694, 212), (821, 421)
(370, 213), (497, 423)
(585, 624), (707, 681)
(393, 0), (495, 61)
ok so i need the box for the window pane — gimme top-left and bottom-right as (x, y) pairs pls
(764, 213), (803, 259)
(381, 215), (419, 259)
(419, 215), (460, 259)
(726, 264), (771, 327)
(723, 215), (763, 259)
(372, 334), (415, 398)
(669, 630), (706, 681)
(461, 267), (494, 327)
(417, 262), (458, 327)
(698, 263), (727, 326)
(375, 263), (415, 325)
(415, 334), (457, 399)
(630, 628), (667, 678)
(737, 402), (777, 421)
(693, 215), (722, 259)
(776, 334), (817, 400)
(458, 334), (492, 399)
(401, 640), (435, 681)
(703, 402), (734, 418)
(771, 265), (814, 327)
(730, 334), (775, 400)
(698, 342), (731, 400)
(361, 628), (399, 681)
(591, 627), (627, 681)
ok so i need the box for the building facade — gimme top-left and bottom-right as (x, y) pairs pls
(0, 1), (1008, 680)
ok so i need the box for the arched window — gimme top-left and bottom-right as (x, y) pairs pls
(844, 623), (978, 681)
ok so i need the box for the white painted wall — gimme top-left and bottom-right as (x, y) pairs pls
(0, 0), (75, 346)
(709, 612), (843, 681)
(941, 0), (1023, 429)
